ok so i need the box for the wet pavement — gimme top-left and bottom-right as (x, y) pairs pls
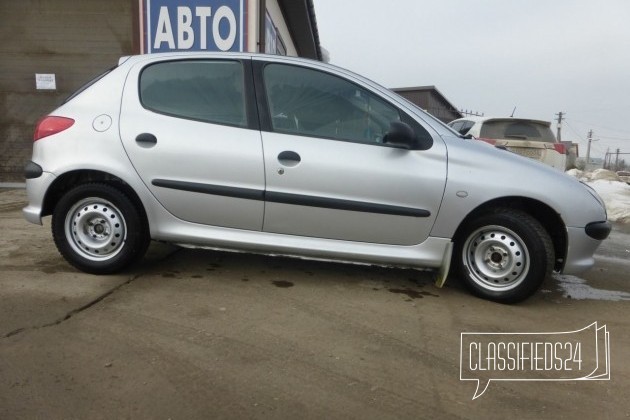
(1, 188), (629, 419)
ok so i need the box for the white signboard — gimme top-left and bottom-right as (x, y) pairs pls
(35, 74), (56, 90)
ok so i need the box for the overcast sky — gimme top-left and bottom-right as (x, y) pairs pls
(313, 0), (630, 159)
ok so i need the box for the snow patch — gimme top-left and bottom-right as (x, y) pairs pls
(566, 169), (630, 223)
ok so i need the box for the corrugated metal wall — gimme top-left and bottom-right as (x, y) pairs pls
(0, 0), (134, 181)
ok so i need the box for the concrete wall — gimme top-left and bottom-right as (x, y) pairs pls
(0, 0), (133, 181)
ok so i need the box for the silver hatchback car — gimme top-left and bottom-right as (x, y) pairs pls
(24, 53), (611, 303)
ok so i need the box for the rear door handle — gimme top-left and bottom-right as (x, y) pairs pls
(277, 151), (301, 167)
(136, 133), (157, 146)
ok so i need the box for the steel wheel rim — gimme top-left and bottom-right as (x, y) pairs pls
(462, 225), (530, 291)
(64, 197), (127, 261)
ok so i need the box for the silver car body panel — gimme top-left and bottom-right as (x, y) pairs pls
(261, 131), (447, 245)
(23, 52), (608, 275)
(563, 227), (602, 273)
(119, 60), (266, 230)
(23, 172), (56, 225)
(432, 136), (607, 236)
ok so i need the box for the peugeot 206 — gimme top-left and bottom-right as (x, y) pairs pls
(23, 53), (611, 303)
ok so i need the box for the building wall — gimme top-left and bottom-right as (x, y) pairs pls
(394, 89), (462, 124)
(265, 0), (298, 56)
(0, 0), (133, 181)
(247, 0), (258, 52)
(0, 0), (318, 181)
(246, 0), (298, 56)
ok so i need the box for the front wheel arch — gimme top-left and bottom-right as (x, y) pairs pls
(452, 197), (567, 272)
(451, 207), (554, 303)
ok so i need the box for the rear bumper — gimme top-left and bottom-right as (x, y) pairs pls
(22, 171), (56, 225)
(562, 225), (608, 274)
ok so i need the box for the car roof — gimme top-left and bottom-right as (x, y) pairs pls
(118, 52), (324, 67)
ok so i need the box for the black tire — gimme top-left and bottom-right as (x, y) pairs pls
(52, 183), (149, 274)
(452, 208), (554, 303)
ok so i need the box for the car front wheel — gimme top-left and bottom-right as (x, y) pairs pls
(453, 208), (554, 303)
(52, 183), (149, 274)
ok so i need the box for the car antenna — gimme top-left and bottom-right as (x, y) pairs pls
(510, 106), (516, 117)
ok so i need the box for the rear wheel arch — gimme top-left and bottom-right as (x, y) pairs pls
(51, 182), (150, 273)
(42, 170), (148, 228)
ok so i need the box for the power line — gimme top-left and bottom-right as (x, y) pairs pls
(566, 119), (630, 135)
(563, 121), (616, 156)
(598, 135), (630, 141)
(564, 121), (585, 141)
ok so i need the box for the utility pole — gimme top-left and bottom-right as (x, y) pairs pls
(585, 130), (593, 167)
(555, 112), (564, 142)
(615, 148), (620, 171)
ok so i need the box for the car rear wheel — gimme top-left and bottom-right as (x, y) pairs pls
(453, 208), (554, 303)
(52, 183), (149, 274)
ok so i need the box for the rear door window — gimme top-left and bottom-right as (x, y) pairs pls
(140, 60), (247, 127)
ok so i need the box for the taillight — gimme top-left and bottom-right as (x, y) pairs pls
(553, 143), (567, 154)
(33, 116), (75, 141)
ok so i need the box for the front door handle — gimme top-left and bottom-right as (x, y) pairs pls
(277, 151), (301, 167)
(136, 133), (157, 147)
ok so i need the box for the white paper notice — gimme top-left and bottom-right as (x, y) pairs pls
(35, 74), (56, 90)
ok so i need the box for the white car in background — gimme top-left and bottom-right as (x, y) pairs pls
(448, 117), (567, 170)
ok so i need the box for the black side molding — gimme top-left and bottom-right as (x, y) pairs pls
(585, 221), (612, 240)
(152, 179), (431, 218)
(266, 191), (430, 218)
(24, 161), (43, 179)
(152, 179), (264, 201)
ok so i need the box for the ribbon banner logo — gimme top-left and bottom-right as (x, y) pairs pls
(460, 322), (610, 399)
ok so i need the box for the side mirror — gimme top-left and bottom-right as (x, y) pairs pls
(383, 121), (417, 149)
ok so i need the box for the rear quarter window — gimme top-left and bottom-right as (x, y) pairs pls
(139, 60), (246, 127)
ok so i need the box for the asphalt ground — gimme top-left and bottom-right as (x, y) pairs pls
(1, 188), (628, 419)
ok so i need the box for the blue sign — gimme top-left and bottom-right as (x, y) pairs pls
(143, 0), (244, 53)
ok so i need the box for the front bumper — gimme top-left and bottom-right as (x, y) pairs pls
(562, 225), (609, 274)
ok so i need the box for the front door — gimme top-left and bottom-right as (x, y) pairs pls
(258, 62), (447, 245)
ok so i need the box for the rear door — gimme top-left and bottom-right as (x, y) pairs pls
(119, 58), (265, 230)
(256, 61), (448, 245)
